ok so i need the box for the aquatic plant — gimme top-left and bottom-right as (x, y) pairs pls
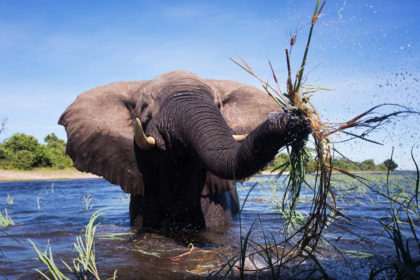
(207, 183), (257, 279)
(231, 0), (418, 256)
(84, 194), (94, 211)
(30, 209), (117, 280)
(210, 0), (420, 277)
(0, 208), (14, 227)
(99, 232), (132, 241)
(29, 240), (71, 280)
(369, 149), (420, 279)
(6, 194), (14, 206)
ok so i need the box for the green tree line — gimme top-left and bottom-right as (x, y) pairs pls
(0, 131), (399, 172)
(0, 133), (73, 170)
(268, 152), (398, 173)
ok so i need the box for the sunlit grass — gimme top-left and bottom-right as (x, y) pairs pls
(30, 209), (117, 280)
(99, 232), (132, 241)
(368, 149), (420, 279)
(0, 208), (14, 227)
(6, 194), (14, 206)
(84, 194), (94, 211)
(210, 165), (419, 278)
(231, 0), (418, 258)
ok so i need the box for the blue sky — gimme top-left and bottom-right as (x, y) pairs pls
(0, 0), (419, 169)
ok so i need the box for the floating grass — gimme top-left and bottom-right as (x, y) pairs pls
(134, 249), (161, 258)
(230, 0), (419, 256)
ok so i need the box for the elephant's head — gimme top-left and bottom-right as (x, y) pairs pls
(59, 71), (309, 232)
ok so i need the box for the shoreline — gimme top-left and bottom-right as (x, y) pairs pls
(258, 170), (411, 176)
(0, 168), (412, 183)
(0, 168), (100, 182)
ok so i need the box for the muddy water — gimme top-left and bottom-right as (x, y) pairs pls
(0, 174), (418, 279)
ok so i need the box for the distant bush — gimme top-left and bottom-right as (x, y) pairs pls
(12, 150), (36, 169)
(0, 133), (73, 170)
(4, 133), (39, 153)
(376, 163), (387, 171)
(384, 159), (398, 171)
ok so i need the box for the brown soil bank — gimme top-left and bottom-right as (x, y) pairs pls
(0, 168), (100, 182)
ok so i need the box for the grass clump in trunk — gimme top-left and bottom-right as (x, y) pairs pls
(231, 0), (418, 264)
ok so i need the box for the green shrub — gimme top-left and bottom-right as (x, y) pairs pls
(360, 159), (376, 171)
(45, 133), (66, 149)
(46, 148), (73, 169)
(0, 147), (7, 159)
(0, 132), (74, 170)
(376, 163), (387, 171)
(305, 159), (318, 173)
(383, 159), (398, 171)
(4, 133), (40, 153)
(12, 150), (36, 169)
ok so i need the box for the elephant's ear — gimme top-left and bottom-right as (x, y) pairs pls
(206, 79), (281, 134)
(58, 81), (146, 195)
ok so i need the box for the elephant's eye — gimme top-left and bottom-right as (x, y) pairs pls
(141, 102), (149, 113)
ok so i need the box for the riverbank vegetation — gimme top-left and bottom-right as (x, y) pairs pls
(230, 0), (418, 269)
(0, 132), (73, 170)
(226, 0), (419, 277)
(0, 131), (399, 174)
(268, 152), (398, 173)
(0, 208), (14, 227)
(30, 209), (118, 280)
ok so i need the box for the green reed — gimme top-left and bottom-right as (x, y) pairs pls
(369, 149), (420, 279)
(6, 194), (14, 206)
(207, 181), (330, 280)
(30, 209), (117, 280)
(83, 194), (94, 211)
(0, 208), (14, 227)
(231, 0), (418, 257)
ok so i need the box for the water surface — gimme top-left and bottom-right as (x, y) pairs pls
(0, 173), (418, 279)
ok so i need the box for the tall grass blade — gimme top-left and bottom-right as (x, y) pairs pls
(339, 131), (384, 145)
(30, 208), (116, 280)
(411, 147), (419, 205)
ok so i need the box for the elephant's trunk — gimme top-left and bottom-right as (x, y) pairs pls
(146, 91), (309, 180)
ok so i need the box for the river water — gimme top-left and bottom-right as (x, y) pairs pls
(0, 173), (419, 279)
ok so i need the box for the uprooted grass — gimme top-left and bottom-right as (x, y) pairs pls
(208, 156), (419, 279)
(230, 0), (418, 257)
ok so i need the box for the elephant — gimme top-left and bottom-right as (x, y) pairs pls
(58, 70), (310, 232)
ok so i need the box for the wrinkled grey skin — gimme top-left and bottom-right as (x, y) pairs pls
(59, 71), (310, 232)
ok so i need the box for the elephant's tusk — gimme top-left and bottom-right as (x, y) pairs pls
(233, 134), (248, 142)
(134, 118), (156, 150)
